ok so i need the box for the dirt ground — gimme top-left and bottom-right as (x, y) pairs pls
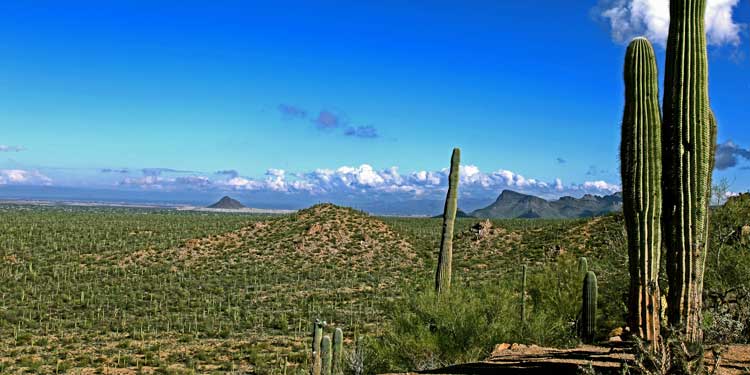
(407, 343), (750, 374)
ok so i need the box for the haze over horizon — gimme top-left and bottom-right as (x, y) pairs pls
(2, 1), (749, 213)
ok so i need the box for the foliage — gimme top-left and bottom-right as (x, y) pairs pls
(374, 254), (583, 371)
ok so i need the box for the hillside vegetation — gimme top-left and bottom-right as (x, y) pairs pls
(0, 196), (747, 373)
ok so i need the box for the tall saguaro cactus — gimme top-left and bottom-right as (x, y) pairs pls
(435, 148), (460, 294)
(662, 0), (714, 343)
(621, 37), (662, 346)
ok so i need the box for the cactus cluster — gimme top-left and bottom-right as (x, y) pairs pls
(311, 320), (345, 375)
(619, 0), (717, 349)
(620, 37), (663, 346)
(435, 147), (461, 294)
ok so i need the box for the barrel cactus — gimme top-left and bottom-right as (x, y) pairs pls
(662, 0), (714, 343)
(435, 147), (460, 294)
(621, 37), (662, 346)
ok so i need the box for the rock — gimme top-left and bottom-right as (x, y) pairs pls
(493, 343), (511, 353)
(471, 220), (493, 239)
(608, 327), (624, 338)
(741, 225), (750, 244)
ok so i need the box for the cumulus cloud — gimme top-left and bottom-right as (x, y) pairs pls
(715, 140), (750, 170)
(0, 169), (52, 185)
(598, 0), (743, 46)
(210, 164), (620, 200)
(115, 163), (622, 201)
(0, 145), (25, 152)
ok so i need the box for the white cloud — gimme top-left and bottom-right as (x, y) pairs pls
(580, 180), (622, 193)
(0, 169), (52, 185)
(205, 164), (621, 200)
(113, 163), (622, 200)
(600, 0), (742, 46)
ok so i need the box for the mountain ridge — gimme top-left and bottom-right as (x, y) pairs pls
(470, 190), (622, 219)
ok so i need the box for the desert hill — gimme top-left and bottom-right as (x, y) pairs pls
(126, 203), (419, 273)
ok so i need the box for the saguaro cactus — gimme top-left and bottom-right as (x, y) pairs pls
(662, 0), (714, 343)
(621, 37), (662, 346)
(332, 328), (343, 375)
(580, 271), (598, 344)
(435, 148), (460, 294)
(521, 265), (527, 323)
(321, 335), (333, 375)
(311, 320), (324, 375)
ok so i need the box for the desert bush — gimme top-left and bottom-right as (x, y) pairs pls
(373, 255), (583, 371)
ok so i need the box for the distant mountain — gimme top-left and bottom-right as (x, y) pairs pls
(207, 196), (245, 209)
(431, 209), (471, 219)
(471, 190), (622, 219)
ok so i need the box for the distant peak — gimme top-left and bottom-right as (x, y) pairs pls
(208, 196), (245, 209)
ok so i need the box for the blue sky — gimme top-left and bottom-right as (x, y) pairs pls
(1, 1), (748, 212)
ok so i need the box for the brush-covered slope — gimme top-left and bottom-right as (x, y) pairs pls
(127, 203), (418, 271)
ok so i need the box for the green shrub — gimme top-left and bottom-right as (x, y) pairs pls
(373, 255), (583, 371)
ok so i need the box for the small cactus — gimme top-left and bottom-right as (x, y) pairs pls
(332, 328), (343, 375)
(580, 271), (598, 344)
(321, 335), (333, 375)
